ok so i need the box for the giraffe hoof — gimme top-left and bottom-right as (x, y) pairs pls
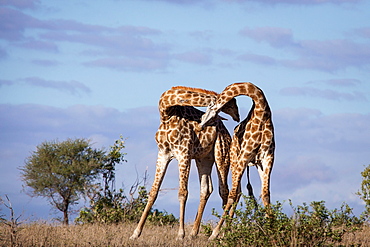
(188, 233), (197, 240)
(208, 234), (217, 241)
(129, 230), (140, 240)
(176, 233), (185, 241)
(129, 236), (136, 240)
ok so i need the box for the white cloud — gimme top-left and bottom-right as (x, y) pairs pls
(238, 52), (277, 65)
(280, 86), (368, 101)
(173, 51), (212, 65)
(0, 6), (170, 72)
(239, 26), (370, 72)
(0, 0), (40, 9)
(239, 26), (295, 48)
(21, 77), (91, 95)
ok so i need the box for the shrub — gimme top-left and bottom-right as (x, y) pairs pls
(75, 186), (178, 226)
(209, 195), (363, 246)
(357, 164), (370, 220)
(75, 137), (178, 226)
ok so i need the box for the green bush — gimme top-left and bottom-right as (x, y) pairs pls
(75, 137), (178, 226)
(357, 164), (370, 220)
(208, 195), (363, 246)
(75, 186), (178, 226)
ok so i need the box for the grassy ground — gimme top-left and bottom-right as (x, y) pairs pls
(0, 221), (369, 246)
(0, 222), (209, 247)
(340, 226), (370, 247)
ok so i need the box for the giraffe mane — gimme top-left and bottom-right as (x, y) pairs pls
(171, 86), (218, 96)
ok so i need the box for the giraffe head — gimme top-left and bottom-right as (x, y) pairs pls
(199, 98), (239, 129)
(199, 102), (219, 129)
(220, 98), (240, 122)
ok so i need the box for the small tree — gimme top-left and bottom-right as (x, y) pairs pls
(0, 195), (24, 247)
(20, 138), (107, 225)
(357, 164), (370, 219)
(75, 140), (178, 226)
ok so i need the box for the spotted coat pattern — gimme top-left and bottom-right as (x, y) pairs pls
(130, 86), (239, 240)
(200, 82), (275, 240)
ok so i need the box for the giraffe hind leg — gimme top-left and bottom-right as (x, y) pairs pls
(214, 131), (230, 207)
(246, 165), (255, 198)
(189, 157), (214, 239)
(246, 165), (259, 209)
(256, 155), (273, 207)
(216, 166), (229, 207)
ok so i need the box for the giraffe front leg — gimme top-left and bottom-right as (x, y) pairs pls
(176, 159), (191, 240)
(189, 158), (214, 239)
(130, 150), (171, 240)
(208, 200), (232, 241)
(209, 163), (245, 241)
(208, 186), (243, 242)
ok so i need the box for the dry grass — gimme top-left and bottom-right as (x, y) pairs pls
(0, 221), (369, 246)
(341, 225), (370, 247)
(0, 222), (211, 247)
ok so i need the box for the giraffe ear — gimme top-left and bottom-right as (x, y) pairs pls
(217, 115), (228, 121)
(195, 123), (204, 132)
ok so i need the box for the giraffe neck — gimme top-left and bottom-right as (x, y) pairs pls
(216, 82), (267, 112)
(159, 86), (218, 122)
(199, 82), (268, 128)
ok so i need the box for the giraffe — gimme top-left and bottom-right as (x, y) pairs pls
(199, 82), (275, 240)
(130, 86), (240, 240)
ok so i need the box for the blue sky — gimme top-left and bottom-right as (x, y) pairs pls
(0, 0), (369, 223)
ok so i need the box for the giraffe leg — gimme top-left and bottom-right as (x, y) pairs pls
(189, 157), (214, 238)
(246, 165), (259, 209)
(209, 164), (245, 241)
(177, 158), (191, 240)
(214, 134), (230, 207)
(130, 150), (171, 240)
(246, 166), (255, 199)
(228, 181), (242, 218)
(257, 155), (273, 207)
(215, 163), (229, 207)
